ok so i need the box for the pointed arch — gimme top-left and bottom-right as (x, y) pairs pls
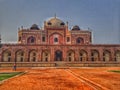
(42, 50), (50, 62)
(29, 50), (37, 62)
(27, 36), (36, 44)
(49, 32), (63, 44)
(79, 50), (88, 61)
(67, 50), (75, 62)
(103, 50), (111, 61)
(2, 50), (11, 62)
(115, 50), (120, 62)
(55, 50), (62, 61)
(91, 50), (99, 61)
(15, 50), (24, 62)
(76, 37), (84, 44)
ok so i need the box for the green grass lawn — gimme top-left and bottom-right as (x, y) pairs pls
(0, 72), (23, 81)
(108, 70), (120, 73)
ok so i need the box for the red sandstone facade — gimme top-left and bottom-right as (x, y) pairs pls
(0, 16), (120, 63)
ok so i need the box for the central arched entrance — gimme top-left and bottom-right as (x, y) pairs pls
(55, 50), (62, 61)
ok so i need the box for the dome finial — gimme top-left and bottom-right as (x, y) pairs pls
(54, 13), (56, 18)
(0, 34), (1, 44)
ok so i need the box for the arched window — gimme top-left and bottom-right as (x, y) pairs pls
(67, 50), (74, 62)
(67, 37), (70, 42)
(54, 37), (58, 43)
(45, 53), (48, 56)
(21, 52), (24, 56)
(42, 37), (45, 42)
(69, 57), (71, 61)
(31, 38), (35, 43)
(69, 53), (71, 56)
(27, 36), (36, 44)
(21, 58), (23, 62)
(77, 39), (81, 43)
(33, 52), (36, 56)
(76, 37), (83, 44)
(42, 51), (50, 62)
(45, 57), (48, 61)
(54, 37), (58, 42)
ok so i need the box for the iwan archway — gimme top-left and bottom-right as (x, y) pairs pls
(55, 50), (62, 61)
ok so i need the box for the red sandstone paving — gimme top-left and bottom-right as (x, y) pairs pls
(70, 67), (120, 90)
(0, 68), (93, 90)
(1, 67), (120, 90)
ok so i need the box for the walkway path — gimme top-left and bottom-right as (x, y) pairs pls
(0, 68), (94, 90)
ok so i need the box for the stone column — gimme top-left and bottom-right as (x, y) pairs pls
(99, 49), (103, 62)
(111, 49), (115, 61)
(25, 49), (29, 62)
(37, 49), (41, 62)
(63, 47), (67, 62)
(11, 50), (15, 62)
(50, 48), (54, 62)
(75, 49), (79, 62)
(87, 49), (91, 61)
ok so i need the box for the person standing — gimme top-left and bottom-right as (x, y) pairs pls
(13, 63), (16, 71)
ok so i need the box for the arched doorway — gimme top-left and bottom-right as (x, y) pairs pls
(29, 50), (37, 62)
(91, 50), (99, 61)
(79, 50), (87, 61)
(2, 50), (11, 62)
(103, 50), (111, 61)
(55, 50), (62, 61)
(67, 50), (75, 62)
(115, 50), (120, 62)
(15, 50), (24, 62)
(42, 51), (50, 62)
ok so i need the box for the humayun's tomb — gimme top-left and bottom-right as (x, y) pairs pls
(0, 16), (120, 67)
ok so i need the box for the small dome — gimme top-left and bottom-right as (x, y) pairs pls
(30, 24), (40, 30)
(45, 17), (65, 27)
(72, 25), (80, 30)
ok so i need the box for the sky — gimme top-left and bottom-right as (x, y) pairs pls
(0, 0), (120, 44)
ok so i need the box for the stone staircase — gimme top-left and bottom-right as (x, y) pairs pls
(55, 62), (68, 67)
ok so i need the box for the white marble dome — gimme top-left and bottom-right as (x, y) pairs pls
(45, 17), (65, 28)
